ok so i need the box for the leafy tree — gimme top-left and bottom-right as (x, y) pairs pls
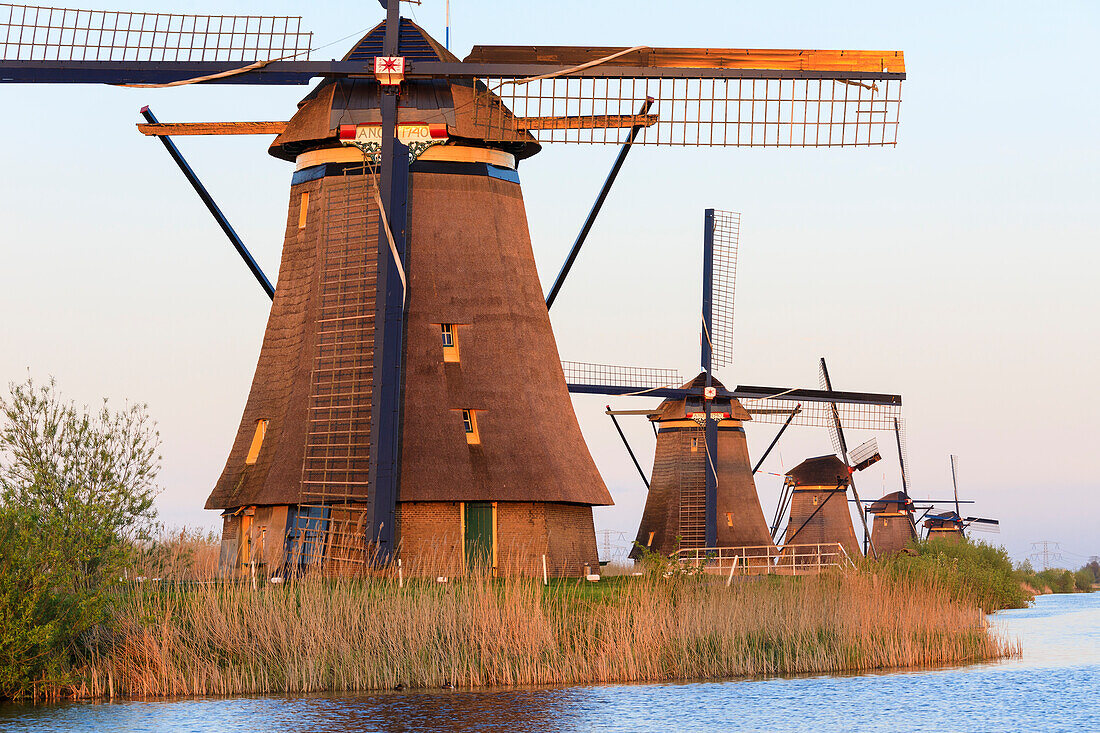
(0, 377), (159, 697)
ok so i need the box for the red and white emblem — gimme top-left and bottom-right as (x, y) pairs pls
(703, 386), (717, 400)
(374, 56), (405, 86)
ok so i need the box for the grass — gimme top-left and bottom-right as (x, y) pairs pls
(64, 560), (1017, 699)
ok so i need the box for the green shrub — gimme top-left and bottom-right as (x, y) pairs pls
(1074, 569), (1095, 592)
(879, 538), (1031, 613)
(0, 377), (160, 698)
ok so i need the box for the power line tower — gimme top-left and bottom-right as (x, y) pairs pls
(1029, 541), (1064, 570)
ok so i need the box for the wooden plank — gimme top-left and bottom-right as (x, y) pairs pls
(516, 113), (659, 131)
(137, 121), (288, 136)
(465, 46), (905, 74)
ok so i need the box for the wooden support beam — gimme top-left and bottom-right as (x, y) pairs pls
(137, 121), (288, 136)
(466, 46), (905, 74)
(517, 113), (659, 131)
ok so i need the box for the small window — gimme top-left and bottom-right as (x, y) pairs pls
(245, 419), (268, 465)
(690, 437), (699, 452)
(812, 495), (819, 506)
(298, 191), (309, 229)
(461, 409), (480, 445)
(441, 324), (460, 362)
(646, 531), (655, 547)
(726, 512), (733, 528)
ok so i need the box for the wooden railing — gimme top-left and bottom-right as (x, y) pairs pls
(675, 542), (855, 576)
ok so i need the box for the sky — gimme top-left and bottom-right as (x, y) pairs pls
(0, 1), (1097, 565)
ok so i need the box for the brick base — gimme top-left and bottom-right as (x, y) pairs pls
(396, 500), (599, 577)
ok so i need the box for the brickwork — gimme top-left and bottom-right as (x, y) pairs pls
(871, 514), (917, 556)
(784, 488), (863, 559)
(396, 501), (599, 577)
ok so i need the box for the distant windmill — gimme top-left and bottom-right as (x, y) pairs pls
(867, 417), (917, 555)
(922, 455), (999, 541)
(569, 212), (904, 563)
(776, 433), (883, 558)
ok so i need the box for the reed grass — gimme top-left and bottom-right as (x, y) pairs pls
(72, 565), (1018, 698)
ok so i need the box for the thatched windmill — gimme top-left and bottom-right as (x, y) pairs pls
(922, 455), (999, 542)
(0, 2), (905, 577)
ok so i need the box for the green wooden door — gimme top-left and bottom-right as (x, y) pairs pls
(464, 502), (494, 571)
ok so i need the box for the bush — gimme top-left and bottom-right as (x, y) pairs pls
(879, 538), (1031, 613)
(0, 377), (160, 698)
(1074, 569), (1095, 592)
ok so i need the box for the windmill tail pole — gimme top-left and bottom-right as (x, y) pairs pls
(545, 97), (655, 309)
(847, 472), (878, 560)
(606, 406), (650, 490)
(140, 106), (274, 300)
(752, 404), (801, 474)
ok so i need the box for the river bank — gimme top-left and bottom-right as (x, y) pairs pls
(58, 567), (1015, 700)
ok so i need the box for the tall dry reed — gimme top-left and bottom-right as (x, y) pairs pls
(75, 567), (1017, 698)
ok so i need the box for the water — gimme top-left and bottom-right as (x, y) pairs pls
(3, 592), (1098, 732)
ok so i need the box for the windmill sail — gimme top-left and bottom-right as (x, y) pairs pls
(461, 47), (902, 147)
(849, 437), (881, 472)
(1, 4), (312, 62)
(708, 210), (740, 369)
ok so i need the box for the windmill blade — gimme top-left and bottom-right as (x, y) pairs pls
(708, 210), (741, 370)
(818, 359), (846, 455)
(963, 517), (1000, 534)
(561, 362), (682, 392)
(893, 417), (911, 493)
(849, 437), (881, 472)
(0, 4), (316, 84)
(456, 45), (903, 147)
(950, 454), (961, 516)
(743, 398), (900, 430)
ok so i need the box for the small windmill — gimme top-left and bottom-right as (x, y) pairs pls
(0, 2), (906, 575)
(922, 455), (999, 542)
(778, 450), (882, 562)
(569, 211), (904, 559)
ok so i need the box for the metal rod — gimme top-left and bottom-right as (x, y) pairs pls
(950, 454), (960, 517)
(366, 1), (407, 562)
(893, 417), (908, 493)
(770, 481), (793, 541)
(0, 60), (907, 86)
(606, 405), (649, 490)
(702, 208), (718, 548)
(545, 97), (654, 309)
(702, 208), (716, 376)
(140, 106), (274, 300)
(565, 382), (902, 406)
(753, 404), (801, 474)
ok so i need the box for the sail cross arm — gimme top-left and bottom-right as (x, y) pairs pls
(461, 46), (905, 77)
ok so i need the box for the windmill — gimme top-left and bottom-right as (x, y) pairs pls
(575, 212), (904, 568)
(867, 417), (917, 555)
(0, 2), (905, 577)
(778, 449), (882, 563)
(922, 455), (999, 542)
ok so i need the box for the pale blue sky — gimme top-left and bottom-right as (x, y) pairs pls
(1, 1), (1097, 564)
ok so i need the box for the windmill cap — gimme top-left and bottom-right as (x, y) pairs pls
(269, 18), (540, 162)
(868, 490), (912, 513)
(651, 372), (751, 422)
(786, 454), (851, 488)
